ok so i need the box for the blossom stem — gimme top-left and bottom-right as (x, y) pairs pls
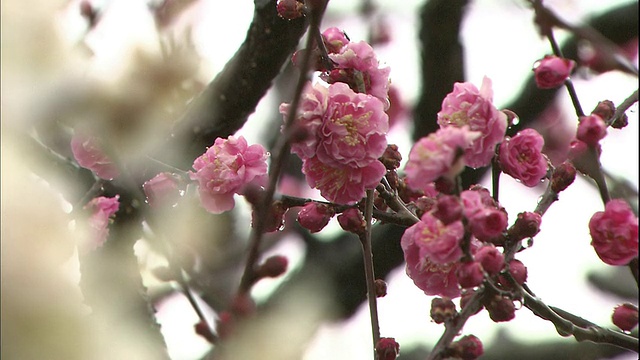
(547, 31), (584, 117)
(426, 288), (485, 360)
(375, 183), (421, 224)
(491, 156), (501, 202)
(360, 189), (381, 355)
(239, 2), (327, 294)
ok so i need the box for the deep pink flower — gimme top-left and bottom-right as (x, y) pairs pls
(577, 114), (607, 146)
(337, 208), (366, 235)
(475, 245), (504, 275)
(303, 156), (385, 205)
(612, 303), (639, 332)
(316, 83), (389, 168)
(325, 41), (391, 103)
(589, 199), (639, 265)
(456, 261), (484, 288)
(437, 77), (508, 168)
(143, 172), (181, 207)
(84, 195), (120, 251)
(508, 211), (542, 240)
(432, 195), (463, 225)
(403, 256), (461, 298)
(297, 202), (334, 233)
(404, 126), (480, 192)
(401, 213), (464, 265)
(499, 128), (549, 187)
(190, 136), (268, 214)
(460, 189), (507, 242)
(322, 27), (350, 54)
(533, 55), (576, 89)
(71, 133), (119, 180)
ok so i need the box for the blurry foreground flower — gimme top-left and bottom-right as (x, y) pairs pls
(71, 133), (119, 180)
(84, 195), (120, 251)
(143, 172), (181, 207)
(190, 136), (268, 214)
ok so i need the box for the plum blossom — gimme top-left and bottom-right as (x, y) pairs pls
(589, 199), (639, 265)
(71, 133), (119, 180)
(499, 128), (549, 187)
(401, 212), (465, 265)
(279, 83), (328, 160)
(404, 126), (480, 192)
(303, 156), (385, 205)
(461, 189), (508, 242)
(533, 55), (575, 89)
(190, 136), (268, 214)
(322, 27), (350, 53)
(324, 40), (391, 104)
(403, 256), (461, 298)
(84, 195), (120, 251)
(437, 77), (508, 168)
(577, 114), (607, 146)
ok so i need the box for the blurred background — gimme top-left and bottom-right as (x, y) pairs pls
(2, 0), (638, 359)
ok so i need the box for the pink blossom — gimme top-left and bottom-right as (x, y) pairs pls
(84, 195), (120, 251)
(401, 212), (464, 265)
(612, 303), (639, 332)
(437, 77), (508, 168)
(302, 156), (385, 205)
(404, 126), (480, 192)
(71, 133), (119, 180)
(533, 55), (576, 89)
(475, 245), (504, 275)
(316, 83), (389, 168)
(190, 136), (269, 214)
(297, 202), (334, 233)
(460, 189), (508, 242)
(499, 128), (549, 187)
(403, 255), (461, 298)
(325, 41), (391, 104)
(143, 172), (181, 207)
(456, 261), (484, 288)
(279, 82), (328, 160)
(577, 114), (607, 146)
(589, 199), (639, 265)
(322, 27), (350, 53)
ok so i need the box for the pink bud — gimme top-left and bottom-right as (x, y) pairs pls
(297, 202), (334, 233)
(375, 279), (388, 297)
(337, 208), (366, 235)
(257, 255), (289, 279)
(503, 259), (528, 286)
(577, 114), (607, 146)
(612, 303), (639, 331)
(375, 337), (400, 360)
(508, 211), (542, 241)
(380, 144), (402, 170)
(475, 246), (504, 275)
(433, 195), (463, 225)
(450, 334), (484, 360)
(533, 55), (576, 89)
(430, 297), (457, 324)
(276, 0), (304, 20)
(456, 261), (485, 289)
(550, 162), (576, 193)
(484, 295), (516, 322)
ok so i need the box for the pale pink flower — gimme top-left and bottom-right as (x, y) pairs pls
(533, 55), (575, 89)
(143, 172), (181, 207)
(190, 136), (269, 214)
(404, 126), (479, 192)
(322, 27), (350, 53)
(279, 82), (328, 160)
(437, 77), (508, 168)
(577, 114), (607, 146)
(499, 128), (549, 187)
(302, 156), (385, 205)
(71, 133), (119, 180)
(589, 199), (639, 265)
(403, 255), (461, 298)
(401, 212), (464, 265)
(316, 82), (389, 168)
(84, 195), (120, 251)
(325, 41), (391, 104)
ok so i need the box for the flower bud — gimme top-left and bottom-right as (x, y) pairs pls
(430, 297), (457, 324)
(297, 202), (334, 233)
(533, 55), (575, 89)
(433, 195), (463, 225)
(508, 211), (542, 241)
(375, 337), (400, 360)
(591, 100), (616, 122)
(380, 144), (402, 170)
(484, 295), (516, 322)
(337, 208), (366, 235)
(456, 261), (485, 289)
(577, 114), (607, 146)
(550, 162), (576, 193)
(612, 303), (639, 332)
(256, 255), (289, 279)
(475, 246), (504, 275)
(611, 113), (629, 129)
(499, 259), (528, 288)
(449, 334), (484, 360)
(276, 0), (304, 20)
(375, 279), (388, 297)
(194, 319), (216, 344)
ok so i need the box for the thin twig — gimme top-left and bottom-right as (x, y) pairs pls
(361, 190), (381, 356)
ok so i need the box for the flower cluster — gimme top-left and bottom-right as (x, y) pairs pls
(189, 136), (269, 214)
(280, 28), (391, 204)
